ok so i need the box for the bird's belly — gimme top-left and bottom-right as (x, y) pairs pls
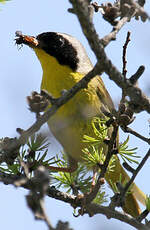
(48, 90), (101, 162)
(48, 112), (93, 161)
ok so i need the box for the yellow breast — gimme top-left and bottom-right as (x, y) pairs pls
(34, 48), (101, 161)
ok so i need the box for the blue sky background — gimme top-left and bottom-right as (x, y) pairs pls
(0, 0), (150, 230)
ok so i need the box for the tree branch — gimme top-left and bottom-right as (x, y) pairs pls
(101, 11), (133, 47)
(0, 171), (148, 230)
(70, 0), (150, 114)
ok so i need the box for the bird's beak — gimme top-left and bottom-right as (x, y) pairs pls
(15, 31), (39, 47)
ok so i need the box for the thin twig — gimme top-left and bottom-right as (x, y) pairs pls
(122, 31), (131, 79)
(136, 209), (149, 222)
(101, 13), (132, 47)
(130, 0), (150, 20)
(85, 203), (150, 230)
(101, 125), (119, 176)
(40, 199), (54, 230)
(129, 65), (145, 85)
(122, 126), (150, 144)
(123, 148), (150, 196)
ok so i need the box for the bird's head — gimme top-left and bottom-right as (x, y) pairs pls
(15, 31), (92, 73)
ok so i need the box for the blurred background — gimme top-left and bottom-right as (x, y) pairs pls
(0, 0), (150, 229)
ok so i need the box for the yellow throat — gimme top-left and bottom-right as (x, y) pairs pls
(34, 47), (104, 162)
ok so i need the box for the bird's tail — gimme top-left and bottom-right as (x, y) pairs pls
(123, 183), (146, 217)
(132, 183), (146, 206)
(105, 156), (146, 217)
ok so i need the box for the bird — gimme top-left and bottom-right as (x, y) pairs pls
(15, 31), (146, 217)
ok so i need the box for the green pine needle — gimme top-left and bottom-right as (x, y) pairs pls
(118, 136), (140, 164)
(81, 116), (115, 172)
(52, 154), (107, 204)
(82, 145), (116, 173)
(93, 191), (107, 204)
(52, 154), (93, 194)
(83, 117), (108, 145)
(0, 133), (57, 175)
(27, 133), (49, 152)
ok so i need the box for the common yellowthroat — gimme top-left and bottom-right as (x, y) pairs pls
(15, 31), (146, 217)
